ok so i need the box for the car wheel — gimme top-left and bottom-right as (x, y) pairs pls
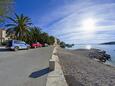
(27, 46), (30, 50)
(14, 46), (19, 51)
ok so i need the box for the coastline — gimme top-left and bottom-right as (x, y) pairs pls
(67, 44), (115, 67)
(66, 48), (115, 67)
(57, 48), (115, 86)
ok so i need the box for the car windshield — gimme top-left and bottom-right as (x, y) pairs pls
(20, 42), (25, 44)
(14, 40), (25, 44)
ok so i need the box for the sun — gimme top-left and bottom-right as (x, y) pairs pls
(82, 18), (96, 33)
(86, 45), (92, 50)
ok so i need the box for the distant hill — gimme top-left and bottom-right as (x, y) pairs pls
(100, 41), (115, 45)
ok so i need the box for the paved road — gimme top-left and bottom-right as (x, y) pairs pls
(0, 47), (53, 86)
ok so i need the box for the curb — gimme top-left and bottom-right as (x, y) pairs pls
(46, 47), (68, 86)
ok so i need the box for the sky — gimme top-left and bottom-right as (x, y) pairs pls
(15, 0), (115, 44)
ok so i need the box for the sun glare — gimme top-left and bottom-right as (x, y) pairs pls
(86, 45), (92, 50)
(82, 18), (96, 33)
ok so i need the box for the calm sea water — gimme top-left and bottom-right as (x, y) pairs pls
(69, 44), (115, 65)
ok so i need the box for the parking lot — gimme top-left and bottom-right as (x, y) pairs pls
(0, 47), (53, 86)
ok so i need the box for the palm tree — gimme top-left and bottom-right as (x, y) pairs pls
(26, 27), (42, 44)
(40, 32), (49, 43)
(6, 13), (32, 40)
(47, 36), (55, 45)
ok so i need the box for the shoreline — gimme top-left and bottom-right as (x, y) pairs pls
(68, 48), (115, 67)
(104, 61), (115, 67)
(57, 48), (115, 86)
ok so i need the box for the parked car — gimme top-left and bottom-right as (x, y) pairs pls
(6, 40), (30, 51)
(40, 43), (45, 47)
(31, 42), (42, 48)
(41, 43), (49, 47)
(44, 43), (49, 47)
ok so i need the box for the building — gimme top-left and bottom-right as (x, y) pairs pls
(0, 29), (8, 43)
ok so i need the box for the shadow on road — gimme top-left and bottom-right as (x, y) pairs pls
(0, 48), (12, 52)
(29, 67), (51, 78)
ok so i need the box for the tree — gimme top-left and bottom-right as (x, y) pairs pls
(5, 14), (56, 45)
(6, 13), (32, 40)
(26, 27), (42, 44)
(60, 41), (66, 48)
(57, 38), (60, 44)
(0, 0), (14, 23)
(27, 27), (55, 45)
(60, 41), (74, 48)
(40, 32), (49, 43)
(47, 36), (55, 45)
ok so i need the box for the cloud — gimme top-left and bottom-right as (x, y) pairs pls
(44, 0), (115, 42)
(34, 0), (115, 44)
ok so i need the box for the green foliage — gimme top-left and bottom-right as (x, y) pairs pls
(40, 32), (49, 43)
(60, 41), (74, 48)
(6, 13), (32, 40)
(25, 27), (42, 44)
(26, 27), (55, 45)
(0, 0), (14, 23)
(65, 44), (74, 48)
(1, 40), (8, 46)
(57, 38), (60, 44)
(47, 36), (55, 45)
(5, 13), (55, 45)
(60, 42), (66, 48)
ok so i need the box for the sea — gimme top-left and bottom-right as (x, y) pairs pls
(68, 44), (115, 65)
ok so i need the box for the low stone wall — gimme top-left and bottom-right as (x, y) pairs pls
(46, 46), (68, 86)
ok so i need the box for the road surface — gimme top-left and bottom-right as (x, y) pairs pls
(0, 47), (53, 86)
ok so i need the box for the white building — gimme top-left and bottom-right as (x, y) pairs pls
(0, 29), (8, 43)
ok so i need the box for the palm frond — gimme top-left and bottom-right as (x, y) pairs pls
(6, 13), (32, 41)
(5, 24), (16, 27)
(15, 13), (19, 19)
(6, 16), (17, 23)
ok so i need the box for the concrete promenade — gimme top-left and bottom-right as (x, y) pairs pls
(46, 46), (68, 86)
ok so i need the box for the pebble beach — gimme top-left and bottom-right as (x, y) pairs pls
(57, 48), (115, 86)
